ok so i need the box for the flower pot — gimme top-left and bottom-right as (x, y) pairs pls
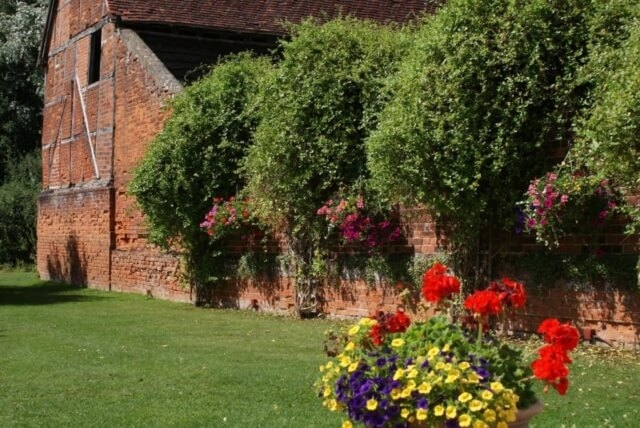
(408, 400), (543, 428)
(509, 399), (544, 428)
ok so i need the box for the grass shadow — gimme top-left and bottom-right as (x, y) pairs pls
(0, 281), (101, 306)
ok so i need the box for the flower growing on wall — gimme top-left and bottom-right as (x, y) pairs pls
(200, 197), (254, 239)
(521, 169), (619, 247)
(317, 193), (402, 249)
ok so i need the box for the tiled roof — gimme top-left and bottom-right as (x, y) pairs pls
(105, 0), (435, 34)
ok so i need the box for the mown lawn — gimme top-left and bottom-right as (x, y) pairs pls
(1, 271), (639, 427)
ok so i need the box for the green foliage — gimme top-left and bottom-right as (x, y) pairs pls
(509, 252), (638, 292)
(521, 168), (619, 248)
(0, 0), (46, 182)
(573, 0), (640, 231)
(0, 150), (41, 264)
(244, 18), (411, 286)
(366, 0), (596, 281)
(128, 53), (273, 285)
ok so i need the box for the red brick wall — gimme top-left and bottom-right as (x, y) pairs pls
(38, 0), (640, 347)
(37, 186), (112, 289)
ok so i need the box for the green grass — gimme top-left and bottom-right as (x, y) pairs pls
(1, 271), (639, 427)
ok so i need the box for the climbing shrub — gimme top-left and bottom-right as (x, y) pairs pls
(244, 18), (413, 309)
(573, 1), (640, 232)
(129, 53), (273, 288)
(367, 0), (596, 283)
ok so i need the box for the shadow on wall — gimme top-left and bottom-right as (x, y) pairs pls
(46, 233), (88, 287)
(199, 252), (285, 310)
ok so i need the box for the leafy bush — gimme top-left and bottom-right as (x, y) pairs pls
(244, 19), (412, 289)
(574, 1), (640, 231)
(0, 150), (40, 264)
(366, 0), (596, 282)
(129, 53), (273, 286)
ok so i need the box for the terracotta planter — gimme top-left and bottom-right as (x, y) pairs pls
(509, 400), (544, 428)
(409, 400), (543, 428)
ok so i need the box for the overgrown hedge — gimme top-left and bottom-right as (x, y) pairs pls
(131, 1), (640, 298)
(129, 54), (273, 286)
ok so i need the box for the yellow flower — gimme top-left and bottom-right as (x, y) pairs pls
(348, 362), (359, 373)
(418, 382), (432, 394)
(481, 390), (494, 401)
(435, 362), (445, 370)
(446, 405), (457, 419)
(366, 398), (378, 411)
(359, 317), (377, 327)
(391, 388), (402, 400)
(473, 420), (489, 428)
(434, 405), (445, 416)
(466, 372), (480, 384)
(401, 385), (414, 398)
(345, 342), (355, 351)
(504, 409), (517, 423)
(391, 338), (405, 348)
(327, 399), (338, 411)
(458, 361), (470, 370)
(416, 408), (428, 421)
(445, 369), (461, 384)
(428, 347), (440, 358)
(322, 386), (332, 398)
(407, 368), (419, 379)
(497, 422), (508, 428)
(490, 382), (504, 393)
(483, 409), (496, 422)
(401, 408), (410, 419)
(442, 343), (451, 352)
(469, 399), (483, 412)
(348, 325), (360, 336)
(342, 421), (353, 428)
(459, 414), (472, 427)
(393, 368), (405, 381)
(339, 355), (351, 367)
(458, 392), (473, 403)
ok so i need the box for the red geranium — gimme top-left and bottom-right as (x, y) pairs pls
(538, 318), (580, 351)
(368, 309), (411, 345)
(370, 324), (384, 346)
(487, 277), (526, 309)
(464, 289), (503, 316)
(421, 262), (461, 303)
(531, 344), (572, 395)
(386, 310), (411, 333)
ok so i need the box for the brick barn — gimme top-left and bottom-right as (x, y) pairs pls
(36, 0), (434, 301)
(37, 0), (640, 346)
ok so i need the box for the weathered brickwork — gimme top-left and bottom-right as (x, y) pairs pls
(38, 0), (639, 347)
(39, 0), (185, 298)
(37, 185), (112, 289)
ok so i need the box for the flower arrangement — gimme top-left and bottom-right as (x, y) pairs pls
(317, 193), (402, 249)
(317, 263), (580, 428)
(521, 169), (618, 247)
(200, 196), (254, 239)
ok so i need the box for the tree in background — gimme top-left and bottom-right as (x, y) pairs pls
(0, 0), (46, 265)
